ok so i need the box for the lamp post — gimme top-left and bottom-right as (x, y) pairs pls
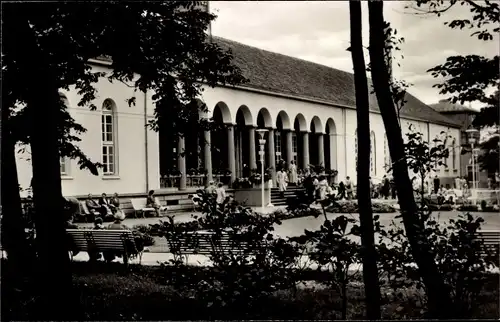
(466, 128), (479, 202)
(256, 129), (268, 212)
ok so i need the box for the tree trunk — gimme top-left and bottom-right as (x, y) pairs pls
(349, 1), (382, 319)
(367, 1), (454, 318)
(1, 106), (38, 315)
(11, 11), (75, 320)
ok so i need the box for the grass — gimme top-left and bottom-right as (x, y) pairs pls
(3, 260), (498, 320)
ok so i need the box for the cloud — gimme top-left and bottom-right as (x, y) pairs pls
(210, 1), (499, 107)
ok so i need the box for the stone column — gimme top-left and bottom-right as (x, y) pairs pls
(235, 129), (241, 177)
(178, 136), (186, 190)
(204, 130), (213, 183)
(329, 134), (337, 171)
(318, 133), (325, 168)
(302, 131), (310, 169)
(227, 124), (236, 184)
(286, 130), (293, 166)
(268, 129), (277, 185)
(249, 127), (257, 170)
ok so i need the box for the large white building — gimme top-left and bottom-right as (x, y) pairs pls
(16, 37), (462, 199)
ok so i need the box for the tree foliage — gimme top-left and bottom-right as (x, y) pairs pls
(4, 2), (246, 164)
(407, 0), (499, 105)
(2, 3), (246, 320)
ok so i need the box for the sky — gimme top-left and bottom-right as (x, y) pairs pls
(210, 1), (498, 110)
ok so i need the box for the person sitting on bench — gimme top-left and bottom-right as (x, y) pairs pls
(146, 190), (162, 217)
(98, 193), (114, 219)
(85, 194), (101, 219)
(103, 211), (129, 262)
(109, 193), (121, 214)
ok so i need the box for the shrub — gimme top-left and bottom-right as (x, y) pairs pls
(153, 190), (305, 317)
(375, 212), (496, 318)
(132, 224), (156, 247)
(291, 215), (361, 319)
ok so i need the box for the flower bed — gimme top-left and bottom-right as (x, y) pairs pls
(325, 201), (396, 214)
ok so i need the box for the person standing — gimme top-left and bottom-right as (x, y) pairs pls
(433, 175), (440, 194)
(345, 176), (353, 200)
(390, 175), (397, 199)
(317, 175), (329, 201)
(277, 168), (288, 198)
(216, 182), (226, 207)
(289, 160), (298, 186)
(242, 163), (250, 178)
(454, 176), (461, 190)
(382, 175), (390, 199)
(205, 181), (217, 196)
(337, 181), (346, 200)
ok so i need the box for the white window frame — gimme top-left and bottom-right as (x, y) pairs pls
(101, 99), (117, 176)
(384, 134), (391, 171)
(355, 130), (358, 170)
(452, 138), (457, 171)
(60, 157), (68, 176)
(275, 131), (282, 159)
(370, 131), (376, 176)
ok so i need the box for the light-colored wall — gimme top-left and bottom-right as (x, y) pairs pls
(15, 63), (461, 196)
(200, 85), (347, 179)
(16, 64), (160, 197)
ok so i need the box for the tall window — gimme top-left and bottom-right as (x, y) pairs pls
(370, 131), (376, 176)
(292, 132), (298, 163)
(355, 129), (358, 170)
(452, 138), (457, 171)
(384, 134), (391, 171)
(59, 93), (70, 175)
(102, 99), (116, 175)
(434, 141), (438, 170)
(443, 137), (449, 170)
(275, 131), (282, 160)
(60, 157), (67, 175)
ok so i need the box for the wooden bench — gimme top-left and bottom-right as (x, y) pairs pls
(130, 198), (167, 218)
(475, 230), (500, 264)
(166, 231), (258, 255)
(66, 229), (143, 266)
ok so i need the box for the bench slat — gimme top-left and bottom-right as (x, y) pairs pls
(66, 229), (140, 259)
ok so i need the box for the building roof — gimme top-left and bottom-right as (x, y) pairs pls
(213, 37), (461, 128)
(429, 99), (479, 114)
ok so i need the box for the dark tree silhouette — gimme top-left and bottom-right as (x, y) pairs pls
(348, 1), (381, 319)
(367, 1), (455, 318)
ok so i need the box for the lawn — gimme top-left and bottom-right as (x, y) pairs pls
(2, 260), (498, 320)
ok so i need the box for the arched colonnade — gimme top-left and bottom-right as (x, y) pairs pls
(160, 101), (339, 190)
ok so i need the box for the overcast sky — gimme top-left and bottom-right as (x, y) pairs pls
(210, 1), (498, 109)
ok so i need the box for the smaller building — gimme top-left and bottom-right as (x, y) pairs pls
(429, 99), (480, 187)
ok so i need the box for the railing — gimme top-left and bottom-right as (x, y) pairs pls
(214, 174), (231, 186)
(186, 175), (206, 188)
(160, 175), (181, 189)
(160, 174), (232, 189)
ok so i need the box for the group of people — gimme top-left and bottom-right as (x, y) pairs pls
(275, 160), (300, 197)
(205, 181), (227, 206)
(84, 193), (122, 220)
(66, 195), (146, 263)
(373, 175), (397, 200)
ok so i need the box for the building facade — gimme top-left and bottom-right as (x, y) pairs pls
(16, 37), (462, 197)
(429, 99), (480, 186)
